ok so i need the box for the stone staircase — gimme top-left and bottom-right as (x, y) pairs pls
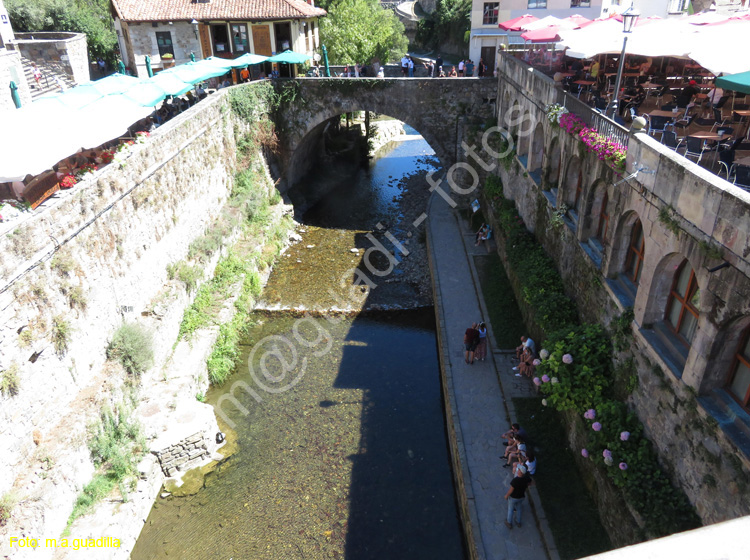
(19, 55), (76, 100)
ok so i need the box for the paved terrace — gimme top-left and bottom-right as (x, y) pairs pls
(426, 190), (557, 560)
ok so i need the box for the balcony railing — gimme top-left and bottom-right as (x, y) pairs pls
(560, 91), (630, 148)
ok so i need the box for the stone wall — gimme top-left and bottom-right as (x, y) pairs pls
(0, 87), (275, 557)
(491, 52), (750, 537)
(275, 77), (497, 189)
(123, 22), (201, 78)
(13, 32), (89, 84)
(0, 48), (31, 110)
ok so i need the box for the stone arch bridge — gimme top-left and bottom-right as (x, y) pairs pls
(271, 78), (499, 189)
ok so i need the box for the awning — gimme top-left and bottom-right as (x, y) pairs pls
(149, 72), (194, 97)
(231, 53), (270, 67)
(161, 60), (232, 84)
(521, 26), (563, 43)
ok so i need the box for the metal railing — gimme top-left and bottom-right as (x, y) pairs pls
(559, 90), (629, 148)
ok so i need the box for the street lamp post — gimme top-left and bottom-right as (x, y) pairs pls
(607, 3), (640, 119)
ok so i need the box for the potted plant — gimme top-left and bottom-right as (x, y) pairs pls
(161, 53), (175, 68)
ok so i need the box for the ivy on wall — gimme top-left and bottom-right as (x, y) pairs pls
(490, 187), (700, 538)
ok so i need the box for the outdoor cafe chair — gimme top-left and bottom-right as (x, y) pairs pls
(710, 108), (727, 131)
(673, 114), (696, 138)
(734, 165), (750, 190)
(647, 115), (672, 139)
(684, 137), (707, 164)
(661, 130), (681, 151)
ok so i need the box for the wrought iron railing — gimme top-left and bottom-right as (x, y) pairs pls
(559, 91), (629, 148)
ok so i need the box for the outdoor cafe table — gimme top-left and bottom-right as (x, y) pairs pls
(735, 156), (750, 167)
(574, 80), (595, 100)
(733, 110), (750, 138)
(689, 131), (726, 141)
(649, 110), (681, 118)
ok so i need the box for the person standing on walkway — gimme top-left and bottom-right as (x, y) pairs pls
(458, 59), (465, 77)
(401, 55), (409, 77)
(475, 322), (488, 361)
(408, 57), (414, 77)
(465, 60), (474, 77)
(505, 463), (531, 529)
(464, 322), (479, 364)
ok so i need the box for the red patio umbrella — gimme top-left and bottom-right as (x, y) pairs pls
(521, 26), (563, 43)
(563, 15), (591, 28)
(499, 14), (539, 31)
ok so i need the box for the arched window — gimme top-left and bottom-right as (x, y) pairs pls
(596, 191), (609, 241)
(624, 219), (644, 284)
(728, 327), (750, 409)
(665, 260), (700, 345)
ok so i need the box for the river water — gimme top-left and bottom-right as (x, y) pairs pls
(131, 125), (465, 560)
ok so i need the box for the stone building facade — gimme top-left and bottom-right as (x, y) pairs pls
(111, 0), (325, 78)
(12, 32), (90, 84)
(493, 52), (750, 528)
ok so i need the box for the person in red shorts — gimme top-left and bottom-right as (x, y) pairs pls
(463, 322), (479, 365)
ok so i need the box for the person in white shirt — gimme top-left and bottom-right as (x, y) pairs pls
(401, 55), (409, 77)
(407, 57), (414, 77)
(458, 59), (465, 77)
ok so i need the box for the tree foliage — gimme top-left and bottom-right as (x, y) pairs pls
(319, 0), (408, 65)
(415, 0), (471, 51)
(5, 0), (118, 66)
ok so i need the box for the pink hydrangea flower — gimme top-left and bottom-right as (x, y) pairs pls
(619, 462), (628, 470)
(541, 374), (550, 383)
(533, 359), (541, 366)
(603, 449), (612, 459)
(604, 456), (614, 466)
(562, 354), (573, 364)
(592, 422), (602, 431)
(584, 409), (596, 420)
(581, 448), (589, 458)
(533, 377), (542, 386)
(539, 349), (549, 360)
(620, 431), (630, 441)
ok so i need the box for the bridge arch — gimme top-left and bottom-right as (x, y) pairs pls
(272, 78), (498, 190)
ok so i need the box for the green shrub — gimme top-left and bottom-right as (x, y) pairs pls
(1, 363), (20, 397)
(484, 174), (503, 199)
(495, 197), (578, 334)
(106, 323), (154, 375)
(0, 492), (18, 527)
(52, 314), (72, 357)
(88, 402), (144, 478)
(538, 324), (613, 413)
(167, 261), (204, 293)
(493, 192), (699, 538)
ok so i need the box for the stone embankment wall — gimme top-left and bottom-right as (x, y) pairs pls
(0, 86), (280, 558)
(155, 432), (210, 478)
(490, 53), (750, 542)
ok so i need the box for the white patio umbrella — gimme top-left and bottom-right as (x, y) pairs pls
(688, 19), (750, 75)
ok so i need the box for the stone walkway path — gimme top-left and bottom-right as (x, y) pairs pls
(427, 193), (558, 560)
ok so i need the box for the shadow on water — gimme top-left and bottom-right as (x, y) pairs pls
(336, 311), (464, 560)
(131, 122), (464, 559)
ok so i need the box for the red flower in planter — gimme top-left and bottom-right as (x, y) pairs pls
(60, 174), (77, 189)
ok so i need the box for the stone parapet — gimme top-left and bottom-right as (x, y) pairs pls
(11, 31), (90, 84)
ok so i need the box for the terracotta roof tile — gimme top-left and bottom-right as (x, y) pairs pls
(112, 0), (326, 23)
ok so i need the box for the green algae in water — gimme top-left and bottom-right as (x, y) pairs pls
(132, 310), (464, 560)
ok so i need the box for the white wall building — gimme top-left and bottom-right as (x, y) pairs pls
(111, 0), (326, 78)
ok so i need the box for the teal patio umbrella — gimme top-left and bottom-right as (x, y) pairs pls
(231, 53), (269, 67)
(90, 73), (140, 95)
(145, 55), (153, 77)
(190, 52), (196, 62)
(121, 79), (168, 106)
(9, 81), (21, 108)
(268, 50), (312, 64)
(162, 60), (232, 83)
(322, 45), (330, 77)
(149, 72), (193, 96)
(716, 71), (750, 96)
(117, 60), (127, 75)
